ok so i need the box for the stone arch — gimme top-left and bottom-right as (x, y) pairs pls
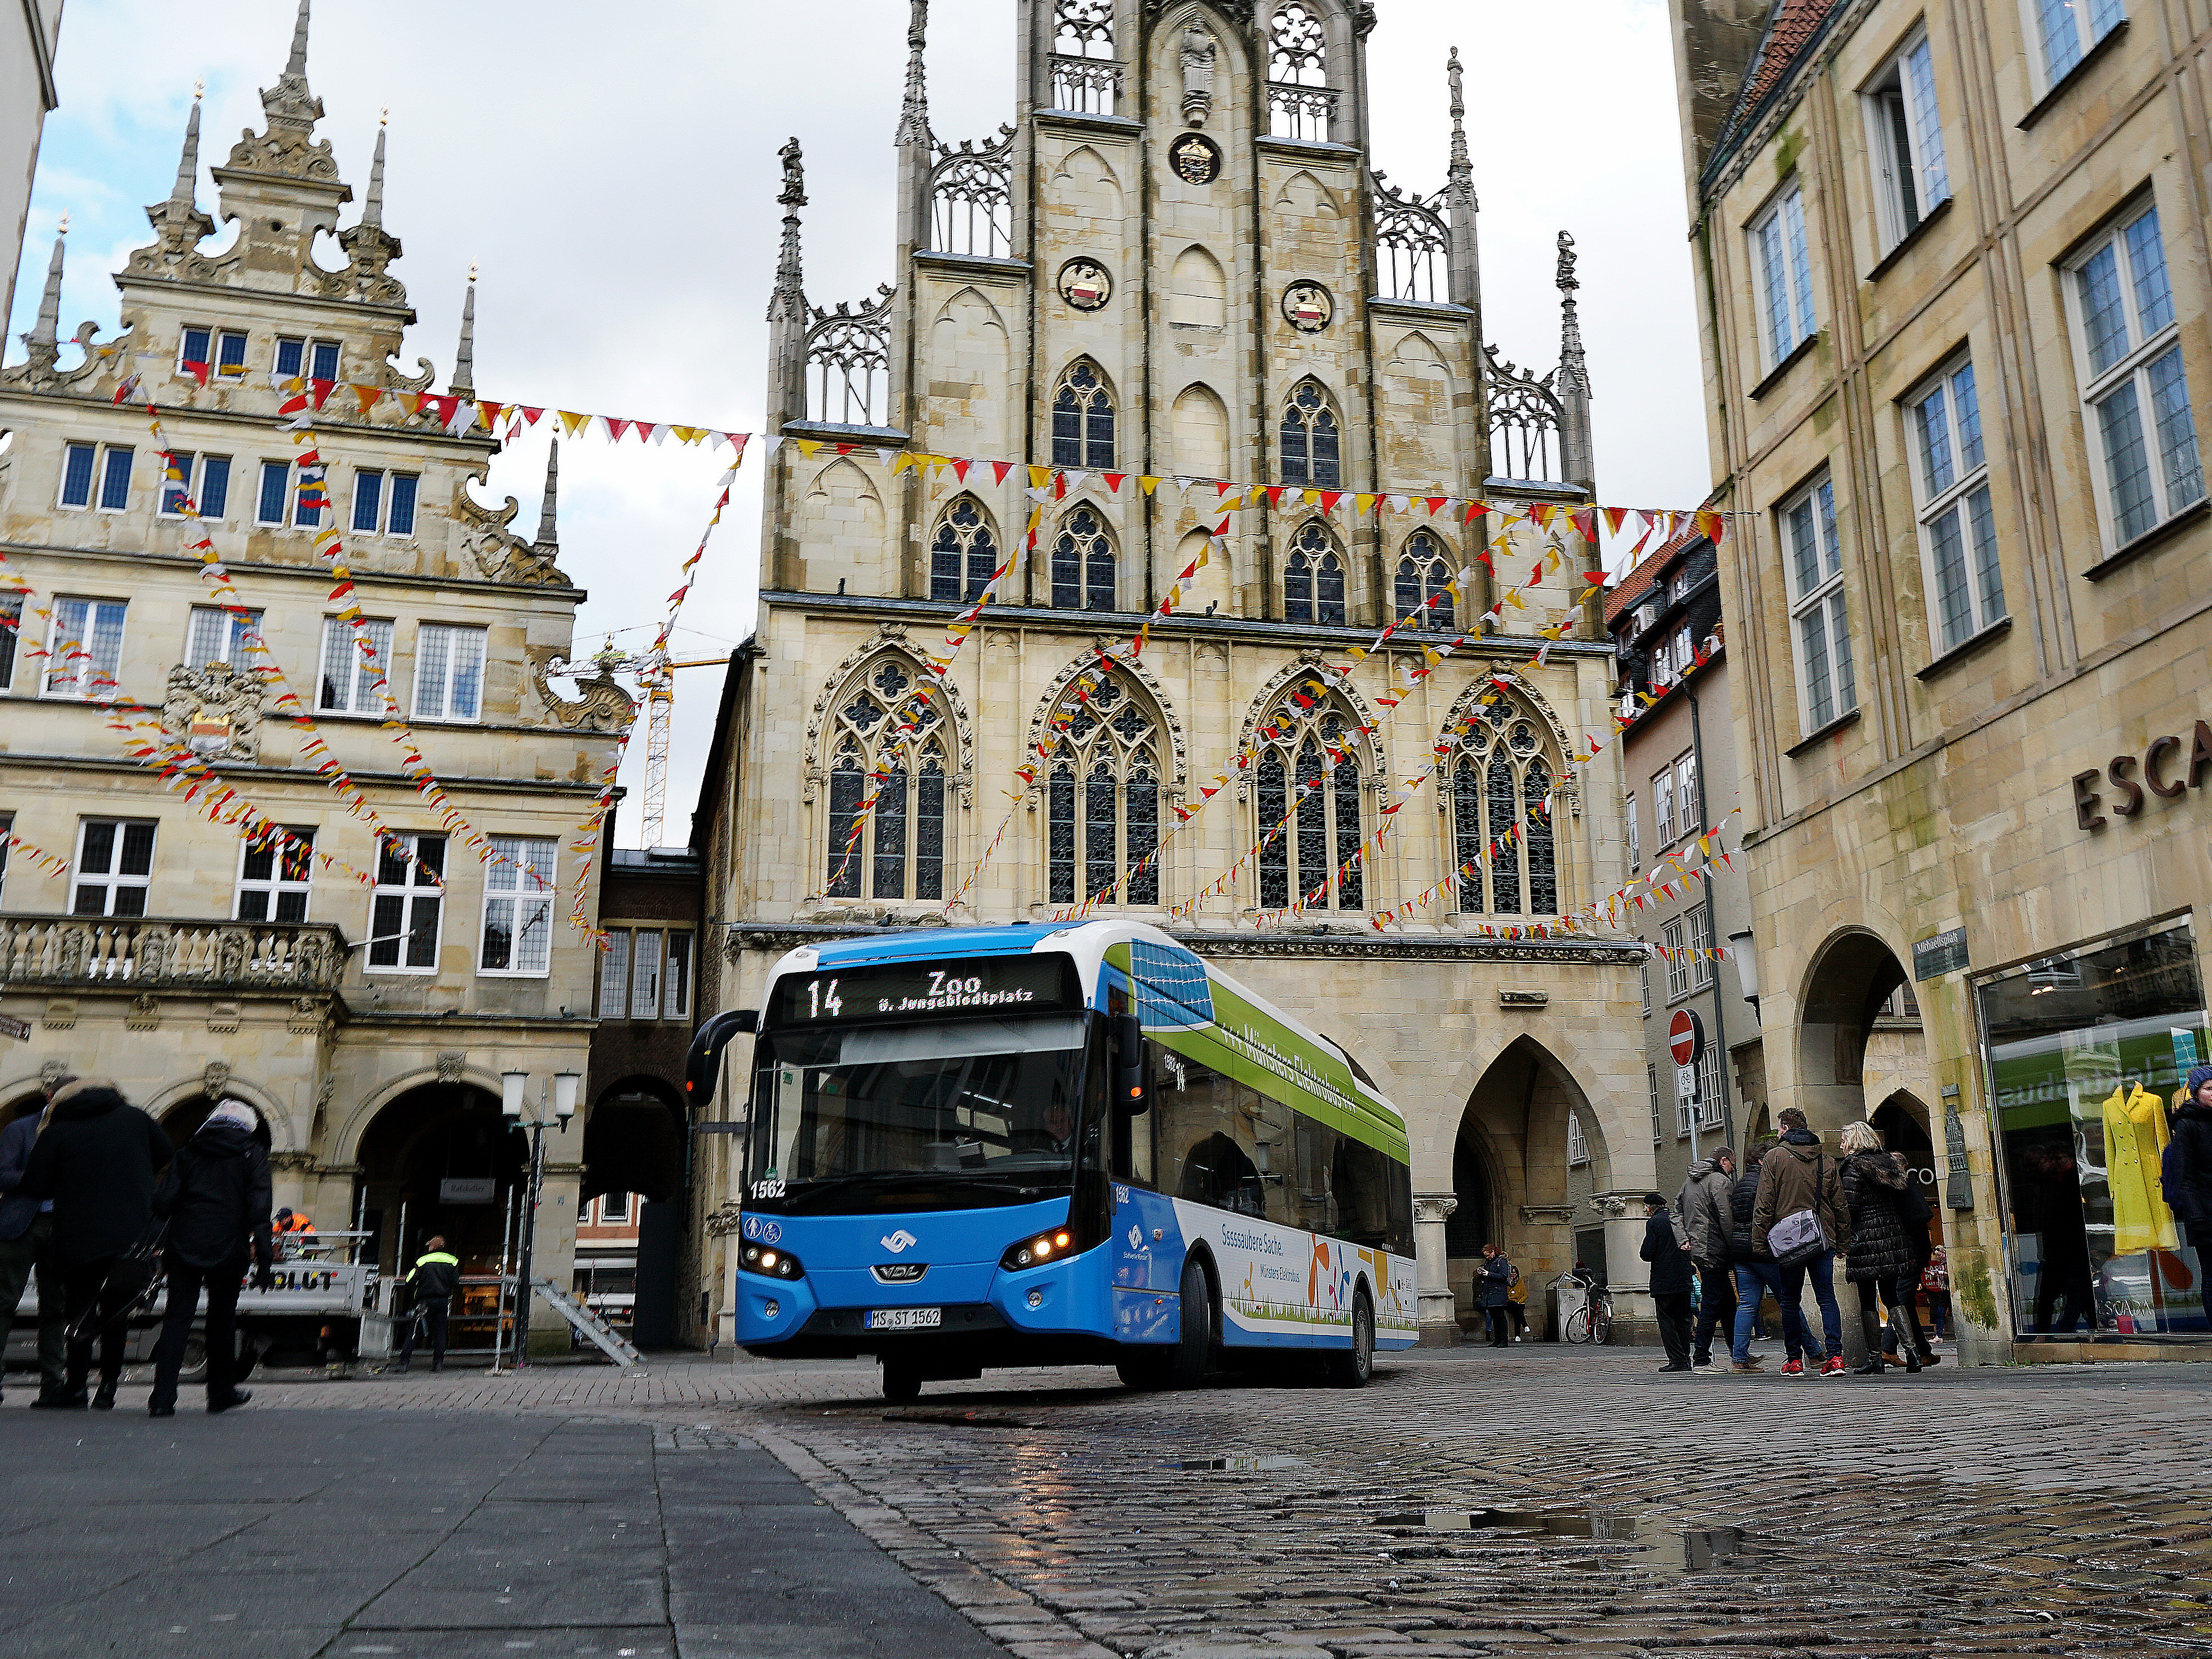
(795, 458), (886, 584)
(1051, 142), (1124, 219)
(348, 1075), (526, 1277)
(582, 1073), (686, 1206)
(1792, 925), (1914, 1134)
(328, 1061), (517, 1173)
(927, 286), (1012, 456)
(1174, 525), (1234, 617)
(1382, 331), (1459, 487)
(1169, 244), (1227, 329)
(1437, 669), (1572, 764)
(1273, 168), (1342, 220)
(1027, 648), (1188, 791)
(801, 624), (976, 797)
(1169, 382), (1229, 478)
(148, 1072), (290, 1152)
(1235, 651), (1385, 773)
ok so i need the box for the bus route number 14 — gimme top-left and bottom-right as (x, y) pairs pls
(808, 978), (842, 1019)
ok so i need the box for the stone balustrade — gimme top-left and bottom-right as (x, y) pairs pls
(0, 915), (348, 991)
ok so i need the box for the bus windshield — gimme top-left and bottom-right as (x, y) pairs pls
(748, 1013), (1095, 1212)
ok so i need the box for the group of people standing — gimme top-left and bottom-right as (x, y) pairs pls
(1647, 1106), (1941, 1376)
(0, 1076), (273, 1414)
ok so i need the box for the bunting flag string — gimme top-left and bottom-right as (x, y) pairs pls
(1613, 622), (1726, 733)
(3, 830), (72, 880)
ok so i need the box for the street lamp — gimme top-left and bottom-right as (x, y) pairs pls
(1728, 929), (1759, 1020)
(503, 1068), (582, 1369)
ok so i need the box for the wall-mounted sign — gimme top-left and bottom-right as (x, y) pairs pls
(2071, 720), (2211, 830)
(1913, 927), (1968, 982)
(439, 1178), (497, 1205)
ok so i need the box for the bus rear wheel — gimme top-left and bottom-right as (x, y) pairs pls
(1171, 1257), (1215, 1389)
(1328, 1289), (1374, 1389)
(881, 1358), (922, 1403)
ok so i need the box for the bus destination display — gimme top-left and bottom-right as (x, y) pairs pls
(770, 956), (1078, 1027)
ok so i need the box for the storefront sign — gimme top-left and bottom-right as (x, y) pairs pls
(2071, 720), (2212, 830)
(439, 1178), (497, 1204)
(1914, 927), (1968, 982)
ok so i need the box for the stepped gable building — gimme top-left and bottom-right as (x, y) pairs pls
(1668, 0), (2212, 1360)
(0, 3), (633, 1356)
(697, 0), (1668, 1343)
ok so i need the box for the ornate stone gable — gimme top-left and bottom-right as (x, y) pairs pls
(161, 663), (265, 765)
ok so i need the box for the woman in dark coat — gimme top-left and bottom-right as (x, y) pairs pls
(1476, 1243), (1513, 1348)
(148, 1099), (274, 1417)
(1839, 1120), (1923, 1375)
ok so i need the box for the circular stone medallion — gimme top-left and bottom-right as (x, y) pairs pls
(1169, 134), (1221, 185)
(1283, 281), (1333, 332)
(1058, 258), (1113, 312)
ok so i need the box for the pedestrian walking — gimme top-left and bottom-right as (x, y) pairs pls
(1678, 1146), (1738, 1373)
(1727, 1137), (1799, 1373)
(1752, 1107), (1850, 1376)
(1640, 1192), (1695, 1372)
(18, 1080), (174, 1409)
(0, 1077), (73, 1407)
(147, 1099), (274, 1417)
(1918, 1244), (1952, 1342)
(1505, 1257), (1530, 1342)
(1475, 1242), (1513, 1349)
(1839, 1121), (1928, 1376)
(397, 1235), (462, 1372)
(2164, 1064), (2212, 1240)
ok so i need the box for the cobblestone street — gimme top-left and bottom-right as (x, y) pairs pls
(132, 1344), (2212, 1658)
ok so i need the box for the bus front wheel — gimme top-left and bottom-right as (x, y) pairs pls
(881, 1358), (922, 1403)
(1171, 1257), (1215, 1388)
(1328, 1289), (1374, 1389)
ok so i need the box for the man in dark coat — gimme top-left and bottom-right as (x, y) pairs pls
(0, 1077), (72, 1405)
(398, 1236), (463, 1372)
(19, 1079), (174, 1408)
(2166, 1064), (2212, 1239)
(148, 1099), (274, 1417)
(1678, 1147), (1737, 1372)
(1639, 1192), (1696, 1373)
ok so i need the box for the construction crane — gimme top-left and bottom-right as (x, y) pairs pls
(547, 646), (727, 848)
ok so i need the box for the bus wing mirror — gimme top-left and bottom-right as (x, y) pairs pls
(684, 1009), (758, 1111)
(1113, 1013), (1147, 1116)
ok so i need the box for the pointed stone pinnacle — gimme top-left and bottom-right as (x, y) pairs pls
(172, 96), (202, 206)
(25, 228), (65, 365)
(896, 0), (930, 148)
(450, 276), (476, 397)
(287, 0), (311, 79)
(537, 440), (561, 547)
(362, 119), (387, 229)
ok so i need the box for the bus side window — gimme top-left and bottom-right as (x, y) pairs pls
(1239, 1084), (1297, 1227)
(1155, 1058), (1247, 1210)
(1331, 1137), (1394, 1248)
(1293, 1115), (1342, 1236)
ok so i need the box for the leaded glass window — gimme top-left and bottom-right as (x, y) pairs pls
(1051, 505), (1117, 611)
(1051, 360), (1115, 469)
(1395, 530), (1455, 630)
(1280, 380), (1340, 487)
(929, 496), (999, 602)
(1043, 672), (1162, 907)
(1448, 698), (1561, 916)
(1283, 521), (1345, 625)
(821, 656), (950, 901)
(1253, 686), (1364, 912)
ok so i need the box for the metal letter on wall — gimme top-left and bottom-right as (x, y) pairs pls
(1944, 1099), (1974, 1211)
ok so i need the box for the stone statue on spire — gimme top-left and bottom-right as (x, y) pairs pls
(769, 139), (808, 324)
(1446, 47), (1474, 212)
(896, 0), (930, 148)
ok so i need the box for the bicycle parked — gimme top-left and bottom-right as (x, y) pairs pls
(1553, 1268), (1614, 1345)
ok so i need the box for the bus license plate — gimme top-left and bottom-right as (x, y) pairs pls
(867, 1307), (942, 1331)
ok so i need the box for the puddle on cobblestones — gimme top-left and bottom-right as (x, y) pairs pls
(1374, 1508), (1749, 1574)
(1169, 1456), (1310, 1472)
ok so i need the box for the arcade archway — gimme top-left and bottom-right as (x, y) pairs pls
(1794, 929), (1913, 1132)
(352, 1081), (527, 1280)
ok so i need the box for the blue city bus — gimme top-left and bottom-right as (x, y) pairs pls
(689, 920), (1416, 1400)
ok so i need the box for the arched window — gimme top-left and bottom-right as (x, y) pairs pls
(928, 496), (999, 603)
(1394, 530), (1455, 631)
(1044, 673), (1161, 906)
(1267, 3), (1334, 140)
(823, 658), (949, 902)
(1282, 520), (1346, 625)
(1280, 380), (1340, 488)
(1448, 698), (1561, 916)
(1255, 690), (1364, 912)
(1051, 505), (1117, 611)
(1052, 360), (1115, 469)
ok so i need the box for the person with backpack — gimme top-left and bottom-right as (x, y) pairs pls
(1753, 1106), (1851, 1376)
(1475, 1243), (1513, 1349)
(1505, 1256), (1530, 1342)
(1727, 1137), (1798, 1373)
(1838, 1120), (1926, 1376)
(1678, 1146), (1737, 1373)
(148, 1099), (275, 1417)
(18, 1079), (173, 1409)
(397, 1235), (462, 1372)
(1639, 1192), (1696, 1372)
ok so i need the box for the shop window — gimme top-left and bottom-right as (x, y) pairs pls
(1979, 922), (2209, 1340)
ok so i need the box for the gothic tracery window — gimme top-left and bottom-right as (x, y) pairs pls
(1255, 689), (1364, 912)
(929, 496), (999, 603)
(1052, 360), (1116, 470)
(1266, 2), (1335, 140)
(1051, 505), (1118, 611)
(824, 658), (950, 903)
(1448, 698), (1561, 916)
(1280, 380), (1340, 488)
(1044, 673), (1162, 907)
(1394, 530), (1455, 631)
(1282, 520), (1346, 626)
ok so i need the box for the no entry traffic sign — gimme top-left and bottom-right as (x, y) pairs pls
(1668, 1007), (1705, 1068)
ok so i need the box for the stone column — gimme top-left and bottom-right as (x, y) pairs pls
(1591, 1191), (1656, 1343)
(1414, 1193), (1459, 1345)
(526, 1156), (585, 1358)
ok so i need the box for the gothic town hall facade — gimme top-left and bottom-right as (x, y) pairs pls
(697, 0), (1655, 1342)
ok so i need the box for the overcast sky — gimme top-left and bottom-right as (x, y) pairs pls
(6, 0), (1708, 848)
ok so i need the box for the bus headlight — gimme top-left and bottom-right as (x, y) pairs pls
(741, 1243), (805, 1280)
(1000, 1228), (1074, 1271)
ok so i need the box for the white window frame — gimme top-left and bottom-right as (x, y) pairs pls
(599, 1192), (632, 1223)
(187, 606), (261, 672)
(2028, 0), (2125, 92)
(58, 440), (97, 509)
(1648, 1063), (1663, 1145)
(1661, 917), (1691, 1001)
(318, 616), (396, 716)
(42, 596), (126, 700)
(276, 336), (342, 382)
(1639, 955), (1652, 1017)
(72, 818), (156, 917)
(1674, 749), (1699, 843)
(368, 832), (445, 974)
(1697, 1042), (1726, 1129)
(413, 623), (487, 722)
(2062, 201), (2205, 553)
(90, 443), (134, 513)
(178, 325), (248, 380)
(1687, 904), (1716, 991)
(234, 826), (315, 923)
(1905, 354), (2007, 650)
(1749, 180), (1818, 371)
(1626, 793), (1641, 872)
(351, 467), (420, 537)
(1779, 474), (1856, 735)
(1652, 769), (1675, 847)
(478, 836), (556, 978)
(1862, 28), (1951, 255)
(0, 593), (20, 693)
